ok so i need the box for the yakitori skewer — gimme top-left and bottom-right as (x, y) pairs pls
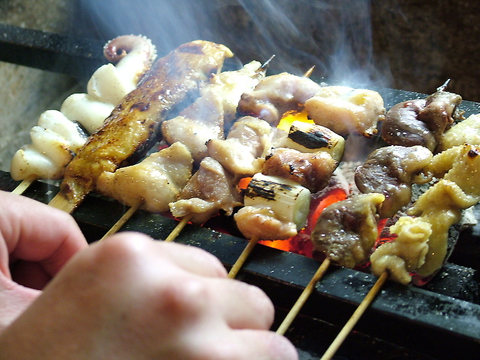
(276, 258), (331, 335)
(11, 175), (37, 195)
(274, 192), (385, 338)
(99, 202), (144, 241)
(228, 235), (259, 278)
(10, 35), (157, 197)
(48, 41), (233, 214)
(320, 271), (388, 360)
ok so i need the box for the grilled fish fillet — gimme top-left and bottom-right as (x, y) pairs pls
(57, 40), (233, 209)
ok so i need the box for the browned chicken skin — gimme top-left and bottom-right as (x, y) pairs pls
(59, 41), (233, 208)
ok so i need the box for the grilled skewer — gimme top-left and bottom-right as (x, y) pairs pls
(48, 40), (233, 213)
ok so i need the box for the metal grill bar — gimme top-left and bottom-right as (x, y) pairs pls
(0, 23), (105, 78)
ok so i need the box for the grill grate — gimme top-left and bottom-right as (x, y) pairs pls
(2, 24), (480, 359)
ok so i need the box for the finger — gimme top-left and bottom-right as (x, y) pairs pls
(99, 232), (227, 278)
(209, 279), (275, 330)
(194, 330), (299, 360)
(0, 191), (88, 277)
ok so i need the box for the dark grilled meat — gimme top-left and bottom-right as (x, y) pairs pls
(262, 148), (337, 193)
(311, 193), (385, 268)
(354, 145), (433, 218)
(381, 90), (463, 152)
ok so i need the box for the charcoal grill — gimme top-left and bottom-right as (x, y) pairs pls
(2, 24), (480, 360)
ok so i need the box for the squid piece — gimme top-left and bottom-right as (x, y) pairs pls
(354, 145), (433, 218)
(304, 86), (385, 137)
(10, 35), (157, 181)
(96, 142), (193, 213)
(59, 40), (233, 208)
(62, 35), (157, 133)
(311, 193), (385, 268)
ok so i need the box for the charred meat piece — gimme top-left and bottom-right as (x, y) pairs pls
(237, 72), (322, 125)
(382, 90), (463, 152)
(59, 40), (233, 208)
(311, 193), (385, 268)
(234, 173), (311, 240)
(354, 145), (433, 218)
(262, 148), (338, 193)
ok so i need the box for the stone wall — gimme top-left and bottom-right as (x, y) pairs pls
(0, 0), (78, 172)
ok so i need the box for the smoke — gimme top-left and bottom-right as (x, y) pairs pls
(77, 0), (391, 88)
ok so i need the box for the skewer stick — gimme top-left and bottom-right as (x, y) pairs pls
(11, 175), (37, 195)
(165, 214), (193, 242)
(228, 235), (260, 278)
(48, 192), (76, 213)
(320, 271), (389, 360)
(276, 258), (331, 335)
(100, 201), (143, 240)
(303, 65), (316, 78)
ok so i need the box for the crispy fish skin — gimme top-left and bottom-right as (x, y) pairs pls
(60, 40), (233, 208)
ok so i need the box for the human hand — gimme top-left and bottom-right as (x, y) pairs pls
(0, 190), (88, 332)
(0, 232), (298, 359)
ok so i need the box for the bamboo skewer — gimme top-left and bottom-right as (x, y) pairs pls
(100, 201), (143, 240)
(228, 235), (260, 279)
(320, 271), (389, 360)
(164, 214), (193, 242)
(48, 191), (76, 213)
(276, 258), (331, 335)
(11, 175), (38, 195)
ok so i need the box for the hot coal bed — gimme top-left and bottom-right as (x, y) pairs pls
(2, 25), (480, 359)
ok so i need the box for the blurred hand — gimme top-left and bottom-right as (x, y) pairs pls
(0, 190), (88, 332)
(0, 191), (297, 359)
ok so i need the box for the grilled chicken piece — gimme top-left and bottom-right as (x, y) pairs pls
(354, 145), (433, 218)
(304, 86), (385, 137)
(438, 113), (480, 152)
(234, 206), (298, 240)
(382, 89), (463, 152)
(311, 193), (385, 268)
(207, 116), (277, 176)
(237, 72), (322, 125)
(162, 61), (265, 163)
(169, 157), (242, 224)
(58, 41), (233, 209)
(371, 216), (431, 284)
(372, 144), (480, 284)
(96, 142), (193, 213)
(162, 93), (224, 163)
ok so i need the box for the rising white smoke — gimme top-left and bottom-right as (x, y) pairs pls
(77, 0), (391, 88)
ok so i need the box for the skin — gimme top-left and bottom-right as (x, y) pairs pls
(0, 191), (298, 359)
